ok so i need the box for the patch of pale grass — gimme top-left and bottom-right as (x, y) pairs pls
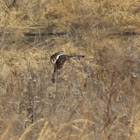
(0, 122), (13, 140)
(1, 0), (140, 34)
(129, 110), (140, 140)
(19, 118), (46, 140)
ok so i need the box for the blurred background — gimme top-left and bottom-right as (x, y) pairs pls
(0, 0), (140, 139)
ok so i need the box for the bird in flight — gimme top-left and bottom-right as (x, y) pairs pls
(50, 51), (85, 83)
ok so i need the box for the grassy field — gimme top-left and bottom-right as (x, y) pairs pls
(0, 0), (140, 139)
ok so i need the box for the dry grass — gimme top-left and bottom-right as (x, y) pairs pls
(0, 0), (140, 140)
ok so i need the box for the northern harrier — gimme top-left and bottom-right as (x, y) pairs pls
(50, 52), (84, 83)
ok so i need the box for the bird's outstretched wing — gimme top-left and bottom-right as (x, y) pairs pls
(51, 55), (67, 83)
(69, 55), (85, 59)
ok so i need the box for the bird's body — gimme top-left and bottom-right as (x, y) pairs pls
(50, 51), (64, 64)
(50, 52), (85, 83)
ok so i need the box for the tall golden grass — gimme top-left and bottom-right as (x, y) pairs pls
(0, 0), (140, 140)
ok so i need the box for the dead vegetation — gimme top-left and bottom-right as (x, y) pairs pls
(0, 0), (140, 140)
